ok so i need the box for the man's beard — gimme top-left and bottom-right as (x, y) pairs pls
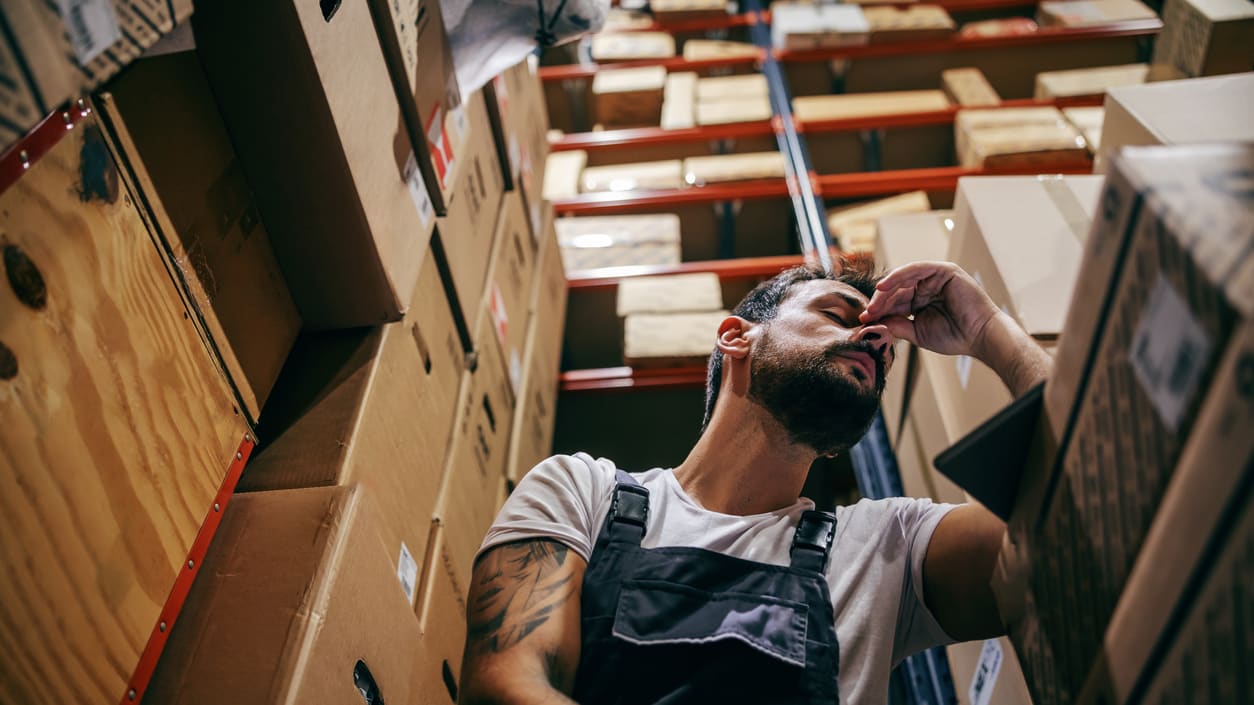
(748, 332), (885, 456)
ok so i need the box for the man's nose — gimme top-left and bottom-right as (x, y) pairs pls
(852, 323), (893, 361)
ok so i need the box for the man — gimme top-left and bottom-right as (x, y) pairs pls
(460, 258), (1053, 704)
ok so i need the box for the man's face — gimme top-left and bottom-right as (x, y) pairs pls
(747, 279), (895, 456)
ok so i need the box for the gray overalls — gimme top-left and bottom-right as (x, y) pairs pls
(571, 470), (843, 704)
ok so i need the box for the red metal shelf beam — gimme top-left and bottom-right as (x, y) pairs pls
(812, 160), (1094, 199)
(551, 177), (793, 214)
(567, 253), (813, 290)
(774, 19), (1160, 62)
(560, 365), (708, 392)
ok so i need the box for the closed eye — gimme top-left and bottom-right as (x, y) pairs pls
(823, 311), (855, 327)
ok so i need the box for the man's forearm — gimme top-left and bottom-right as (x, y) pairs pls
(973, 312), (1053, 398)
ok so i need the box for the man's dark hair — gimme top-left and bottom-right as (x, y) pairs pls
(700, 254), (881, 434)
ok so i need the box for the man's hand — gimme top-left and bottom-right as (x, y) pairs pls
(859, 261), (1000, 357)
(460, 539), (585, 705)
(861, 261), (1052, 397)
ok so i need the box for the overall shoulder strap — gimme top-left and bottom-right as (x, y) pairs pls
(606, 470), (650, 546)
(790, 510), (837, 573)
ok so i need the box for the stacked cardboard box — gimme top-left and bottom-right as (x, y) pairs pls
(683, 152), (788, 186)
(591, 32), (677, 61)
(826, 191), (933, 253)
(1033, 63), (1149, 99)
(651, 0), (729, 23)
(948, 145), (1254, 705)
(772, 2), (871, 49)
(682, 39), (759, 62)
(942, 68), (1002, 107)
(1036, 0), (1158, 26)
(489, 57), (552, 239)
(661, 72), (699, 129)
(0, 0), (192, 150)
(621, 273), (727, 368)
(555, 214), (684, 271)
(1152, 0), (1254, 77)
(581, 160), (686, 192)
(544, 150), (590, 200)
(861, 5), (956, 43)
(955, 107), (1089, 169)
(695, 74), (773, 126)
(1096, 73), (1254, 172)
(592, 66), (668, 129)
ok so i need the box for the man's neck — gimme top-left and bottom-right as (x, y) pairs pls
(672, 404), (815, 516)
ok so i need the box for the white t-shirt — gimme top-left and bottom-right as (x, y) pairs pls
(479, 452), (959, 704)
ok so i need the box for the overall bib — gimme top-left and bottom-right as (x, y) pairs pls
(572, 470), (842, 704)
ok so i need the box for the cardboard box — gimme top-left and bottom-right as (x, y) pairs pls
(938, 175), (1100, 438)
(506, 314), (563, 484)
(946, 638), (1035, 705)
(955, 107), (1088, 168)
(592, 66), (667, 128)
(1033, 63), (1148, 99)
(533, 205), (570, 351)
(1036, 0), (1158, 26)
(661, 71), (698, 130)
(486, 192), (539, 395)
(243, 252), (465, 605)
(0, 107), (247, 704)
(97, 51), (300, 423)
(861, 5), (956, 43)
(772, 2), (871, 49)
(695, 96), (774, 125)
(1133, 483), (1252, 705)
(432, 301), (517, 594)
(147, 486), (423, 704)
(1014, 145), (1254, 700)
(436, 91), (508, 340)
(544, 150), (588, 200)
(412, 522), (472, 704)
(0, 0), (192, 145)
(683, 151), (787, 186)
(1152, 0), (1254, 77)
(954, 107), (1068, 164)
(1075, 320), (1253, 705)
(617, 273), (723, 316)
(895, 418), (934, 498)
(682, 39), (759, 61)
(942, 68), (1002, 107)
(367, 0), (461, 210)
(695, 74), (769, 101)
(581, 160), (684, 193)
(591, 32), (677, 61)
(793, 90), (951, 123)
(826, 190), (932, 253)
(194, 0), (435, 328)
(909, 350), (979, 505)
(1096, 73), (1254, 172)
(556, 213), (683, 271)
(603, 7), (655, 31)
(1062, 106), (1105, 151)
(490, 57), (550, 239)
(624, 311), (729, 368)
(873, 210), (953, 446)
(651, 0), (729, 22)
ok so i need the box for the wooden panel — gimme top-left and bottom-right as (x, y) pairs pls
(0, 117), (246, 703)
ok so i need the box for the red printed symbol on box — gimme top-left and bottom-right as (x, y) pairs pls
(426, 103), (456, 189)
(490, 283), (508, 348)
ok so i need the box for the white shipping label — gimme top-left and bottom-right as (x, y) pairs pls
(57, 0), (121, 65)
(404, 152), (434, 228)
(396, 542), (419, 604)
(969, 639), (1004, 705)
(1129, 275), (1213, 432)
(956, 355), (973, 390)
(509, 348), (523, 395)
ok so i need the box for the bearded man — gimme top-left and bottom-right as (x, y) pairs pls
(459, 258), (1053, 704)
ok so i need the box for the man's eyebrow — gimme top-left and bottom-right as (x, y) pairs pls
(816, 288), (868, 311)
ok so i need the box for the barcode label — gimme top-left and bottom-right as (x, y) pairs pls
(1129, 275), (1212, 432)
(404, 152), (434, 228)
(969, 639), (1004, 705)
(57, 0), (121, 65)
(396, 542), (418, 604)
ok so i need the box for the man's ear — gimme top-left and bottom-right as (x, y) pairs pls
(716, 316), (753, 360)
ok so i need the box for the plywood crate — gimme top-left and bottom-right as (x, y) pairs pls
(0, 109), (249, 704)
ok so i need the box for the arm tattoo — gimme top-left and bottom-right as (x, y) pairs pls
(467, 539), (577, 655)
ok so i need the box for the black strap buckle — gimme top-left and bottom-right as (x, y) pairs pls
(791, 510), (837, 557)
(610, 483), (650, 528)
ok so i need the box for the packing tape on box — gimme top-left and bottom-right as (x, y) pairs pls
(1038, 175), (1091, 243)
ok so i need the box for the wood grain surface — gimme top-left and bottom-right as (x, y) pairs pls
(0, 116), (246, 703)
